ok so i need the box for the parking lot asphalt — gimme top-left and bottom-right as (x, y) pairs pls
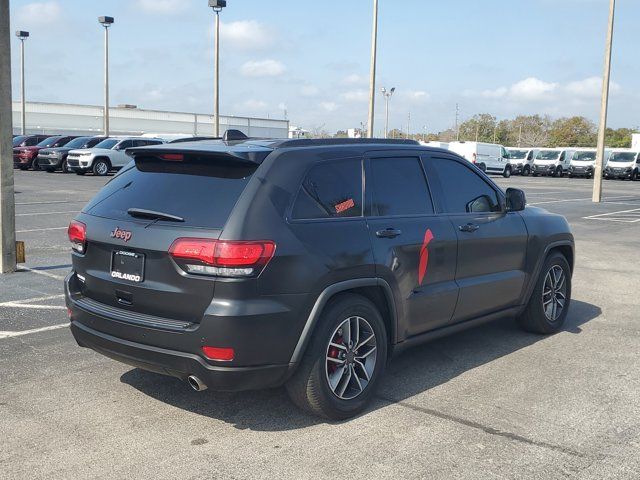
(1, 170), (639, 479)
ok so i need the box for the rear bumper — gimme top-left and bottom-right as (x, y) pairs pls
(65, 272), (301, 391)
(70, 320), (291, 391)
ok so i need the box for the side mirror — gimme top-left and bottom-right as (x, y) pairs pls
(506, 188), (526, 212)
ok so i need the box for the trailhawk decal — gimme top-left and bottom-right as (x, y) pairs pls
(418, 229), (434, 285)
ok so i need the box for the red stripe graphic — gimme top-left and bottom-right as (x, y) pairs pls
(418, 228), (434, 285)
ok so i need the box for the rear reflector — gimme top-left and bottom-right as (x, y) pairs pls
(68, 220), (87, 253)
(202, 346), (234, 362)
(169, 238), (275, 277)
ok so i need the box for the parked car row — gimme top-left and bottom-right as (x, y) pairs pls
(422, 140), (640, 181)
(12, 134), (166, 176)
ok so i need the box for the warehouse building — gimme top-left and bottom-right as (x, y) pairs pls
(11, 101), (289, 138)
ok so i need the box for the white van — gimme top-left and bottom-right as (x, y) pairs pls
(505, 148), (539, 176)
(604, 149), (640, 180)
(448, 141), (513, 177)
(420, 141), (449, 149)
(532, 148), (576, 177)
(568, 148), (611, 179)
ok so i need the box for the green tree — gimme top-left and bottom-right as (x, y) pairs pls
(604, 127), (633, 148)
(458, 114), (497, 142)
(548, 117), (597, 147)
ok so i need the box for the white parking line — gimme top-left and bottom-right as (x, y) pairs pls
(16, 211), (79, 216)
(584, 207), (640, 223)
(16, 227), (68, 233)
(0, 323), (68, 339)
(16, 200), (88, 205)
(18, 267), (67, 281)
(0, 294), (65, 306)
(530, 195), (639, 205)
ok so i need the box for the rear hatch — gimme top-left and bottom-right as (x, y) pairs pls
(72, 144), (270, 323)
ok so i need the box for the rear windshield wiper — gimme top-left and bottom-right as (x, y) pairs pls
(127, 208), (185, 222)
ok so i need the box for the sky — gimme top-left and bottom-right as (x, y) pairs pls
(8, 0), (640, 135)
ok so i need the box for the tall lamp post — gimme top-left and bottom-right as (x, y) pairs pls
(593, 0), (616, 203)
(15, 31), (28, 135)
(98, 16), (114, 137)
(209, 0), (226, 137)
(367, 0), (378, 138)
(381, 87), (395, 139)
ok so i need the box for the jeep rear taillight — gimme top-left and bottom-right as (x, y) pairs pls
(169, 238), (275, 277)
(68, 220), (87, 254)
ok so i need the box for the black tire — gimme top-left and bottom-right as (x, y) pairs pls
(503, 166), (512, 178)
(567, 173), (573, 178)
(32, 160), (41, 171)
(286, 293), (388, 420)
(61, 157), (70, 174)
(75, 171), (85, 176)
(518, 252), (571, 334)
(632, 170), (638, 181)
(522, 165), (530, 176)
(92, 159), (110, 176)
(45, 168), (56, 173)
(554, 166), (563, 178)
(19, 166), (28, 171)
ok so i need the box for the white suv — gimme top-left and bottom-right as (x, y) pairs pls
(67, 137), (164, 176)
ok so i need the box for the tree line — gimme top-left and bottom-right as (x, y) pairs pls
(331, 114), (636, 148)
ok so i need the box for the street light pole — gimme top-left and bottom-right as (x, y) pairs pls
(1, 0), (17, 273)
(381, 87), (395, 139)
(593, 0), (616, 203)
(209, 1), (226, 137)
(98, 16), (114, 137)
(15, 31), (29, 135)
(367, 0), (378, 138)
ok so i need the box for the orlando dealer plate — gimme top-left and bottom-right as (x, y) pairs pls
(111, 250), (145, 283)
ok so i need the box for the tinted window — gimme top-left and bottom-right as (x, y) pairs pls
(370, 157), (433, 216)
(12, 136), (27, 147)
(84, 156), (257, 228)
(86, 137), (104, 148)
(64, 137), (92, 149)
(24, 137), (40, 146)
(292, 159), (362, 219)
(94, 139), (119, 149)
(36, 136), (62, 148)
(430, 158), (501, 214)
(117, 140), (134, 149)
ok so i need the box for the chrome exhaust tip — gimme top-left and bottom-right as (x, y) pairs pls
(187, 375), (208, 392)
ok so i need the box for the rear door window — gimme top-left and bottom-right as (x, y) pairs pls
(292, 159), (362, 219)
(369, 157), (433, 216)
(84, 156), (258, 229)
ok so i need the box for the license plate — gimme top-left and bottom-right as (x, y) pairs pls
(111, 250), (145, 283)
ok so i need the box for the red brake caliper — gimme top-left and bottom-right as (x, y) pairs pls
(327, 336), (343, 374)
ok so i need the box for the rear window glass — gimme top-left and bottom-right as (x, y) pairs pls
(292, 159), (362, 219)
(83, 156), (257, 228)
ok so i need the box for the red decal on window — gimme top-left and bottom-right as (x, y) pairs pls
(335, 198), (355, 214)
(418, 228), (434, 285)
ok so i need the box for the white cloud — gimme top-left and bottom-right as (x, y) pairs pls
(135, 0), (187, 14)
(241, 99), (268, 111)
(300, 85), (320, 97)
(220, 20), (274, 51)
(343, 74), (367, 86)
(319, 102), (339, 112)
(564, 76), (621, 97)
(509, 77), (559, 100)
(405, 90), (431, 102)
(341, 89), (368, 102)
(240, 59), (286, 77)
(16, 1), (61, 25)
(480, 87), (508, 99)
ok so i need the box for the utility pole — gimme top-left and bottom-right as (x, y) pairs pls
(209, 1), (227, 137)
(15, 31), (28, 135)
(455, 103), (460, 141)
(593, 0), (616, 203)
(381, 87), (395, 139)
(406, 112), (410, 139)
(98, 16), (114, 136)
(367, 0), (378, 138)
(1, 0), (17, 273)
(518, 124), (522, 147)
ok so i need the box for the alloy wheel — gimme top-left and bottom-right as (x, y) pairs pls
(542, 265), (567, 322)
(325, 316), (377, 400)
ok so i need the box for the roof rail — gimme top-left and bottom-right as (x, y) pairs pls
(274, 138), (420, 148)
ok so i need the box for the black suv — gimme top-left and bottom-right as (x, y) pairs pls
(65, 138), (575, 419)
(37, 136), (106, 173)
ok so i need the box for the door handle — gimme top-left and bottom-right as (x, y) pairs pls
(376, 228), (402, 239)
(458, 223), (479, 233)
